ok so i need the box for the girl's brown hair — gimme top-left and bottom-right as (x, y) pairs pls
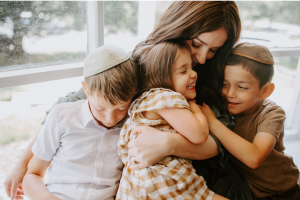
(133, 1), (241, 112)
(135, 40), (190, 93)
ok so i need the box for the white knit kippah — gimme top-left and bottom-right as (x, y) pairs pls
(83, 44), (130, 77)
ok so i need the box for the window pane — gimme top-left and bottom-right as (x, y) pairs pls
(103, 1), (172, 52)
(269, 56), (298, 112)
(238, 1), (300, 131)
(237, 1), (300, 48)
(0, 1), (87, 70)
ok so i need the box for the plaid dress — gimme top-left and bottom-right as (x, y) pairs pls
(117, 88), (214, 200)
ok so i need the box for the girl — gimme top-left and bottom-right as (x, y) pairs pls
(116, 41), (226, 200)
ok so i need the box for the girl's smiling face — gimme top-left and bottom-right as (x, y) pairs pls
(186, 27), (228, 66)
(172, 48), (197, 100)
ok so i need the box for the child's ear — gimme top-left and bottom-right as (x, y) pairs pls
(260, 83), (274, 100)
(81, 81), (87, 93)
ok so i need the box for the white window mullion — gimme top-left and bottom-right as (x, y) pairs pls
(137, 1), (156, 41)
(87, 1), (104, 54)
(289, 56), (300, 138)
(270, 48), (300, 139)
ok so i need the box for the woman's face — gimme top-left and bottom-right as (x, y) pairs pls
(186, 27), (228, 66)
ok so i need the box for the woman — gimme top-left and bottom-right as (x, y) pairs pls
(4, 1), (250, 199)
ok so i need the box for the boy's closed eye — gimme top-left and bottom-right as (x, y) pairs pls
(119, 107), (128, 111)
(96, 107), (105, 111)
(239, 86), (248, 90)
(97, 107), (127, 112)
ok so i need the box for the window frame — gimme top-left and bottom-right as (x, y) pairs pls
(269, 48), (300, 140)
(0, 1), (299, 139)
(0, 1), (104, 89)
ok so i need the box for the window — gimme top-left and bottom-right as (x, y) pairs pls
(103, 1), (172, 52)
(0, 1), (87, 70)
(237, 1), (300, 138)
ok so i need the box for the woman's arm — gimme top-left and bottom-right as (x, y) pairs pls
(23, 156), (60, 200)
(201, 104), (276, 169)
(3, 128), (40, 200)
(128, 126), (218, 170)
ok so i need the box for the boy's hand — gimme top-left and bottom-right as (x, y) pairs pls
(3, 166), (26, 199)
(188, 100), (202, 113)
(199, 103), (217, 128)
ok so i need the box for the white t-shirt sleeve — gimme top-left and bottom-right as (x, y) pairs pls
(32, 105), (62, 161)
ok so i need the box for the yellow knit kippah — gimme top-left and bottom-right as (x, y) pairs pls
(83, 44), (130, 77)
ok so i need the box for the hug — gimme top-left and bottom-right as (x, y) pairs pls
(4, 1), (300, 200)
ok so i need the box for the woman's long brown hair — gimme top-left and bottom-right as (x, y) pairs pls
(133, 1), (241, 112)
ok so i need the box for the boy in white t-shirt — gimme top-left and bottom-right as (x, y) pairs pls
(22, 45), (139, 200)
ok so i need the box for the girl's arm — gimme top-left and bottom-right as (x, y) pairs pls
(201, 104), (276, 169)
(128, 125), (219, 170)
(155, 104), (209, 144)
(23, 156), (60, 200)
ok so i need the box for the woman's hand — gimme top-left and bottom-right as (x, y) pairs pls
(199, 103), (218, 129)
(128, 124), (220, 168)
(128, 126), (171, 170)
(3, 166), (26, 200)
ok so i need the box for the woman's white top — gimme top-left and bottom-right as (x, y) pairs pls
(32, 99), (125, 200)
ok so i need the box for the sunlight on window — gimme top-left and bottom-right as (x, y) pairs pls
(0, 1), (87, 69)
(237, 1), (300, 117)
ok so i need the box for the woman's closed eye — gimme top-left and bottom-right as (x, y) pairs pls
(210, 48), (217, 53)
(191, 40), (200, 48)
(192, 40), (217, 53)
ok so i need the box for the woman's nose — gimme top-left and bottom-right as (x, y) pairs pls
(196, 49), (208, 65)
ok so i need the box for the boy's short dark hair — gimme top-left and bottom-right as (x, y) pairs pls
(84, 58), (139, 105)
(226, 54), (274, 89)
